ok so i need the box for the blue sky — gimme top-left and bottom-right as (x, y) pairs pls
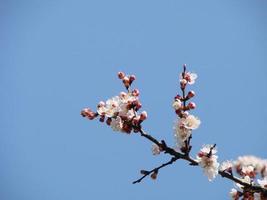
(1, 0), (267, 199)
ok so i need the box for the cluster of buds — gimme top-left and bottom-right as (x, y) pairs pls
(220, 156), (267, 199)
(117, 71), (136, 90)
(172, 64), (200, 153)
(81, 72), (147, 134)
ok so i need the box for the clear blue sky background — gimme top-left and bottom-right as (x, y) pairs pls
(1, 0), (267, 199)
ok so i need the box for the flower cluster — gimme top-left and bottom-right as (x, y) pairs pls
(81, 72), (147, 134)
(196, 144), (219, 181)
(81, 65), (267, 199)
(218, 156), (267, 199)
(172, 64), (200, 152)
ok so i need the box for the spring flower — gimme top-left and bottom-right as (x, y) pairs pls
(183, 72), (198, 85)
(197, 144), (219, 181)
(174, 122), (192, 148)
(172, 99), (182, 110)
(110, 117), (123, 132)
(180, 115), (201, 130)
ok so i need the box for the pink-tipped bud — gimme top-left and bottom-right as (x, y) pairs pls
(118, 71), (125, 79)
(140, 111), (148, 121)
(135, 101), (142, 110)
(81, 108), (96, 120)
(123, 76), (130, 87)
(99, 115), (105, 122)
(129, 75), (136, 83)
(97, 101), (105, 108)
(106, 118), (112, 125)
(174, 94), (181, 100)
(187, 91), (195, 99)
(188, 102), (196, 109)
(180, 79), (187, 89)
(132, 89), (140, 97)
(132, 116), (140, 125)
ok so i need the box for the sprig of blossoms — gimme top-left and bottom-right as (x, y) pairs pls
(173, 64), (201, 153)
(81, 72), (147, 134)
(196, 144), (219, 181)
(224, 156), (267, 199)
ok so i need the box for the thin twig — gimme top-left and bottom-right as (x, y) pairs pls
(133, 157), (179, 184)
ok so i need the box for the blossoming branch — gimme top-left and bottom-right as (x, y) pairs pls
(81, 65), (267, 199)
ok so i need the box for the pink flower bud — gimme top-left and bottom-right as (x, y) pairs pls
(174, 94), (181, 100)
(81, 108), (96, 120)
(180, 79), (187, 89)
(132, 89), (140, 96)
(99, 115), (105, 122)
(150, 171), (158, 180)
(123, 76), (130, 87)
(188, 102), (196, 109)
(135, 101), (142, 110)
(187, 91), (195, 98)
(132, 116), (140, 125)
(140, 111), (148, 121)
(129, 75), (136, 83)
(118, 71), (125, 79)
(106, 118), (112, 125)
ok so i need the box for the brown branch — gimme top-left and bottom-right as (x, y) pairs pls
(137, 128), (267, 196)
(133, 157), (179, 184)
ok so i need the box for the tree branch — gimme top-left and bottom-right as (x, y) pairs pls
(137, 128), (267, 195)
(133, 157), (179, 184)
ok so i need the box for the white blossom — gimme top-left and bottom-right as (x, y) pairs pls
(151, 144), (161, 155)
(110, 116), (123, 132)
(220, 160), (233, 171)
(180, 115), (201, 130)
(196, 144), (219, 181)
(172, 99), (182, 110)
(180, 72), (198, 85)
(173, 121), (192, 148)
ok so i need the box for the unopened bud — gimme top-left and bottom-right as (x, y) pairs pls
(123, 76), (130, 87)
(140, 111), (148, 121)
(132, 89), (140, 96)
(188, 102), (196, 109)
(129, 75), (136, 83)
(106, 118), (112, 125)
(99, 115), (105, 122)
(150, 171), (158, 180)
(187, 91), (195, 99)
(132, 116), (140, 125)
(180, 79), (187, 89)
(174, 95), (181, 100)
(118, 71), (125, 79)
(135, 102), (142, 110)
